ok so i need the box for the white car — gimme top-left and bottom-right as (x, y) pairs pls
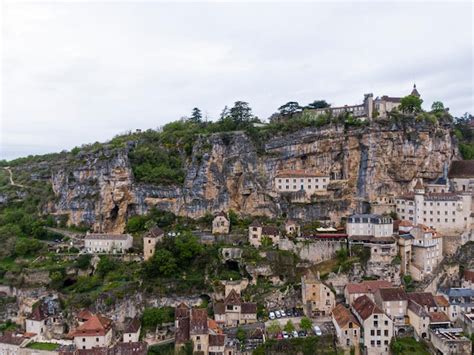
(292, 330), (299, 338)
(282, 331), (289, 339)
(269, 312), (275, 320)
(280, 310), (286, 317)
(313, 325), (322, 336)
(275, 310), (282, 318)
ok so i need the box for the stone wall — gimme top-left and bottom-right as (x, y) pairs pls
(279, 238), (345, 264)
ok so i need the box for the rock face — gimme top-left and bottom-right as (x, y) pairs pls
(47, 121), (458, 232)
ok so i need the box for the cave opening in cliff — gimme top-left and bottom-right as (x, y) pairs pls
(225, 260), (240, 272)
(63, 278), (76, 287)
(110, 204), (119, 221)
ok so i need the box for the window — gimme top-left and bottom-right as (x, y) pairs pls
(384, 330), (388, 336)
(377, 330), (381, 336)
(370, 330), (375, 336)
(96, 338), (99, 342)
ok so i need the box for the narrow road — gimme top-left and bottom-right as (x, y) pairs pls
(3, 166), (27, 188)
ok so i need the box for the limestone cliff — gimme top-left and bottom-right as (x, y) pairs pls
(45, 120), (458, 232)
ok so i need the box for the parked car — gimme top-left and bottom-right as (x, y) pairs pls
(292, 330), (299, 338)
(298, 330), (307, 337)
(280, 310), (286, 317)
(269, 311), (275, 320)
(276, 332), (283, 340)
(286, 309), (293, 317)
(275, 310), (282, 318)
(313, 325), (322, 336)
(282, 331), (289, 339)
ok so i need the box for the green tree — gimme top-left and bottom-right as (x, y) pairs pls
(266, 320), (281, 336)
(399, 95), (423, 114)
(229, 101), (253, 124)
(431, 101), (445, 112)
(96, 256), (120, 278)
(236, 327), (247, 342)
(306, 100), (330, 109)
(174, 232), (204, 264)
(278, 101), (302, 115)
(141, 306), (174, 331)
(190, 107), (202, 123)
(146, 249), (178, 277)
(300, 317), (312, 331)
(14, 238), (42, 256)
(284, 319), (295, 333)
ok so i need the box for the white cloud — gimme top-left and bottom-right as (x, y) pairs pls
(1, 1), (472, 160)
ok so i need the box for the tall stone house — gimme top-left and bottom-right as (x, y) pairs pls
(373, 288), (408, 330)
(213, 289), (257, 327)
(301, 272), (335, 317)
(248, 221), (280, 248)
(212, 212), (230, 235)
(70, 314), (113, 350)
(351, 295), (393, 355)
(143, 226), (164, 261)
(331, 303), (361, 350)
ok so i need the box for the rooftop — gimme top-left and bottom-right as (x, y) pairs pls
(346, 280), (392, 295)
(85, 233), (131, 241)
(71, 314), (112, 337)
(275, 170), (329, 178)
(332, 304), (360, 329)
(352, 295), (384, 321)
(124, 316), (141, 334)
(144, 226), (164, 239)
(429, 312), (450, 323)
(376, 287), (407, 302)
(448, 160), (474, 178)
(407, 292), (437, 308)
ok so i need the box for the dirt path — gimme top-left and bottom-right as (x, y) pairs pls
(3, 166), (27, 188)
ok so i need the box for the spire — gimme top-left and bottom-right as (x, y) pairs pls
(414, 179), (425, 194)
(410, 84), (420, 98)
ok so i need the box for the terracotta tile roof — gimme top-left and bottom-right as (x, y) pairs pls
(414, 179), (424, 190)
(399, 220), (414, 227)
(124, 316), (141, 334)
(71, 314), (112, 337)
(376, 288), (408, 302)
(225, 289), (242, 306)
(407, 292), (437, 309)
(332, 304), (360, 328)
(214, 211), (228, 220)
(434, 295), (449, 308)
(145, 226), (164, 239)
(207, 319), (222, 334)
(429, 311), (450, 323)
(78, 309), (94, 321)
(352, 295), (384, 321)
(190, 309), (208, 334)
(448, 160), (474, 178)
(0, 332), (29, 346)
(209, 334), (225, 347)
(464, 270), (474, 283)
(346, 280), (392, 295)
(29, 303), (48, 321)
(275, 170), (329, 178)
(241, 303), (257, 314)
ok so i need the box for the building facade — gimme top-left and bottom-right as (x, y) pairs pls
(301, 273), (335, 317)
(274, 170), (330, 196)
(331, 304), (361, 349)
(143, 226), (164, 261)
(346, 214), (393, 238)
(248, 221), (280, 248)
(84, 233), (133, 254)
(212, 212), (230, 235)
(71, 314), (113, 350)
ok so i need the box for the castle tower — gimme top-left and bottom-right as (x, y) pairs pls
(410, 84), (420, 98)
(414, 179), (425, 225)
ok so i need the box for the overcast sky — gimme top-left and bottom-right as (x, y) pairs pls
(1, 1), (473, 160)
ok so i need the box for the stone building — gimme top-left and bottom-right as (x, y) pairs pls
(84, 233), (133, 254)
(212, 212), (230, 235)
(123, 316), (141, 343)
(429, 328), (472, 355)
(248, 221), (280, 248)
(448, 160), (474, 193)
(395, 179), (472, 235)
(284, 219), (300, 237)
(407, 300), (430, 340)
(346, 214), (393, 238)
(274, 170), (330, 197)
(143, 226), (164, 261)
(213, 289), (257, 327)
(373, 288), (408, 327)
(344, 280), (393, 305)
(301, 272), (335, 317)
(331, 304), (360, 350)
(351, 295), (393, 355)
(70, 314), (113, 350)
(25, 303), (48, 339)
(0, 333), (31, 355)
(410, 225), (443, 281)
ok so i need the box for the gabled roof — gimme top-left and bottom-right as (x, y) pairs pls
(29, 303), (48, 321)
(407, 292), (437, 308)
(261, 226), (279, 236)
(410, 84), (420, 97)
(0, 332), (29, 346)
(214, 211), (228, 221)
(225, 289), (242, 306)
(345, 280), (392, 295)
(71, 314), (112, 337)
(332, 304), (360, 329)
(434, 295), (449, 308)
(145, 226), (164, 239)
(352, 295), (384, 321)
(112, 341), (148, 355)
(77, 309), (94, 321)
(376, 287), (407, 302)
(85, 233), (131, 241)
(249, 220), (262, 228)
(124, 316), (141, 334)
(190, 309), (208, 334)
(241, 303), (257, 314)
(209, 334), (225, 347)
(414, 179), (424, 190)
(448, 160), (474, 178)
(408, 300), (429, 318)
(429, 312), (450, 323)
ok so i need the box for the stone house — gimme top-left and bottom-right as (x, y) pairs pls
(84, 233), (133, 254)
(331, 303), (360, 350)
(344, 280), (392, 305)
(284, 219), (300, 237)
(25, 303), (48, 339)
(143, 226), (164, 261)
(123, 316), (141, 343)
(212, 212), (230, 235)
(274, 170), (330, 197)
(0, 332), (32, 355)
(448, 160), (474, 193)
(70, 314), (113, 350)
(248, 221), (280, 248)
(373, 288), (408, 327)
(301, 273), (335, 317)
(351, 295), (393, 355)
(409, 224), (443, 281)
(441, 288), (474, 322)
(346, 214), (393, 238)
(407, 300), (430, 340)
(213, 289), (257, 327)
